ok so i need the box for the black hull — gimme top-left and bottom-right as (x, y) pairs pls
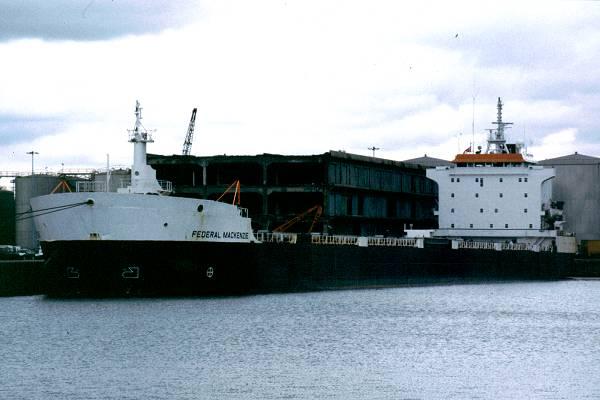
(40, 240), (574, 297)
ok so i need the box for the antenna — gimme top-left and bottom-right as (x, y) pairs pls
(472, 95), (475, 153)
(471, 76), (479, 154)
(485, 97), (513, 154)
(368, 146), (380, 158)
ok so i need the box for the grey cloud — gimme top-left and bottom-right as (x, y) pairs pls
(0, 0), (199, 41)
(0, 114), (65, 144)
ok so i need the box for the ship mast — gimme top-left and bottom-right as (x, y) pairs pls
(485, 97), (513, 154)
(118, 101), (163, 194)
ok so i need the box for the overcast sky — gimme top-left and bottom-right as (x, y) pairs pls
(1, 0), (600, 185)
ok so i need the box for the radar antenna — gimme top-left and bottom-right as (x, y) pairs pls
(485, 97), (513, 154)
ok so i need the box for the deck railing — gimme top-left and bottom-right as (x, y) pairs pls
(457, 240), (553, 252)
(76, 181), (106, 192)
(367, 237), (418, 247)
(311, 235), (359, 246)
(256, 232), (298, 244)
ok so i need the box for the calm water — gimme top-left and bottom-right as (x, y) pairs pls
(1, 281), (599, 399)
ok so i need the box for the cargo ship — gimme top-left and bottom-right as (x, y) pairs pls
(30, 100), (576, 297)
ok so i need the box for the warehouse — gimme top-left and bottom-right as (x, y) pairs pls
(148, 151), (438, 236)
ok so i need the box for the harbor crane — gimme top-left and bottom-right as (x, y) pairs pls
(182, 108), (197, 156)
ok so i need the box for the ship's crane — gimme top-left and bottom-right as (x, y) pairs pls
(182, 108), (197, 156)
(273, 205), (323, 233)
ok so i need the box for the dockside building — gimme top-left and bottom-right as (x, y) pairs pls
(538, 152), (600, 242)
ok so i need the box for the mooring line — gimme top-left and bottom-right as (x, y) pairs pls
(16, 200), (93, 222)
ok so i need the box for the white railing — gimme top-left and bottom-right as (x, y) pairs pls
(311, 235), (359, 246)
(540, 244), (553, 252)
(457, 240), (553, 252)
(256, 232), (297, 244)
(308, 234), (419, 247)
(119, 178), (173, 193)
(457, 241), (497, 250)
(500, 242), (529, 251)
(367, 237), (418, 247)
(158, 180), (172, 193)
(128, 130), (154, 142)
(76, 181), (106, 192)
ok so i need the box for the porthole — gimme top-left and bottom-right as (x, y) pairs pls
(197, 204), (204, 212)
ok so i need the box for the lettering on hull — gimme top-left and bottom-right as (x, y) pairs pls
(191, 230), (249, 240)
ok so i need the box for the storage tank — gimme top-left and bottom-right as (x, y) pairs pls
(15, 175), (61, 250)
(0, 189), (16, 244)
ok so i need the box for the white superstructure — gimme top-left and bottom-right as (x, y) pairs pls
(428, 163), (555, 238)
(425, 98), (575, 252)
(118, 101), (163, 195)
(31, 102), (257, 244)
